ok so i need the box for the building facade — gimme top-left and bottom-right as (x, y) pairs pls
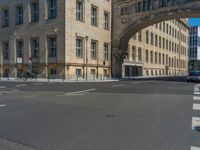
(123, 19), (189, 77)
(0, 0), (111, 79)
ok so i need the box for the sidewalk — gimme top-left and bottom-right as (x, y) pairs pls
(0, 77), (118, 83)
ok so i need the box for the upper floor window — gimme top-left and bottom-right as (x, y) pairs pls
(76, 0), (84, 21)
(31, 38), (39, 58)
(91, 40), (97, 60)
(2, 9), (9, 27)
(104, 11), (109, 30)
(16, 40), (23, 58)
(91, 5), (97, 26)
(16, 5), (23, 25)
(3, 42), (9, 59)
(76, 38), (83, 58)
(48, 36), (57, 57)
(48, 0), (57, 19)
(31, 1), (39, 22)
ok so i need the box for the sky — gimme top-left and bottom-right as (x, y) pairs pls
(188, 18), (200, 26)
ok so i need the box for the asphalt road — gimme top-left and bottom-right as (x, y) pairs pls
(0, 80), (199, 150)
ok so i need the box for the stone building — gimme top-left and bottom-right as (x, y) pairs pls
(123, 19), (189, 77)
(0, 0), (111, 79)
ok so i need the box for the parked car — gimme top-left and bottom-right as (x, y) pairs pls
(187, 70), (200, 82)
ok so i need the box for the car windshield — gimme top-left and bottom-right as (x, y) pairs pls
(190, 71), (200, 76)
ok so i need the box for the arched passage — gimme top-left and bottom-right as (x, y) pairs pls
(112, 0), (200, 78)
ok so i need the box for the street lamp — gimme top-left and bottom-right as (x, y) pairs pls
(85, 36), (88, 81)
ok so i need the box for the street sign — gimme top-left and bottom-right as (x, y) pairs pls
(17, 57), (23, 64)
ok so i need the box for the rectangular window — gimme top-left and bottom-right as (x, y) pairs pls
(146, 31), (149, 44)
(150, 51), (153, 64)
(132, 46), (136, 61)
(3, 42), (9, 59)
(146, 50), (149, 62)
(31, 38), (39, 58)
(104, 11), (109, 30)
(48, 0), (57, 19)
(76, 0), (84, 21)
(155, 35), (158, 47)
(151, 33), (154, 45)
(2, 9), (9, 27)
(104, 44), (109, 61)
(91, 41), (97, 60)
(76, 38), (83, 58)
(31, 1), (39, 22)
(48, 36), (57, 57)
(16, 40), (23, 58)
(76, 68), (82, 77)
(16, 5), (23, 25)
(138, 47), (142, 61)
(91, 5), (97, 26)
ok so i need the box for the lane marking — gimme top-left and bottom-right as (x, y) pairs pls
(16, 84), (27, 87)
(0, 104), (6, 107)
(192, 117), (200, 130)
(191, 146), (200, 150)
(193, 96), (200, 101)
(0, 86), (6, 89)
(24, 95), (36, 98)
(132, 82), (143, 85)
(65, 89), (96, 96)
(194, 87), (199, 92)
(193, 103), (200, 111)
(194, 92), (200, 95)
(112, 84), (125, 87)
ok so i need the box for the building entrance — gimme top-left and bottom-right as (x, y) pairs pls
(125, 66), (143, 77)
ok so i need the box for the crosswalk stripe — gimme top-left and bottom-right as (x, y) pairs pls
(194, 92), (200, 95)
(193, 96), (200, 101)
(194, 87), (199, 92)
(192, 117), (200, 130)
(16, 84), (27, 87)
(0, 86), (6, 89)
(191, 146), (200, 150)
(193, 103), (200, 111)
(0, 104), (6, 107)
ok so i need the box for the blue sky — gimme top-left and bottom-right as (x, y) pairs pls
(188, 18), (200, 26)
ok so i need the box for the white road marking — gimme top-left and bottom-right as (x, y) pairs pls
(0, 104), (6, 107)
(191, 146), (200, 150)
(195, 84), (200, 87)
(16, 84), (27, 87)
(24, 95), (36, 98)
(112, 84), (125, 87)
(132, 82), (143, 85)
(0, 86), (6, 89)
(194, 87), (199, 92)
(193, 96), (200, 101)
(65, 89), (96, 96)
(194, 92), (200, 95)
(192, 117), (200, 130)
(193, 103), (200, 111)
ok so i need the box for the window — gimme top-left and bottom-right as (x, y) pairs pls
(138, 47), (142, 61)
(2, 9), (9, 27)
(48, 36), (57, 57)
(155, 35), (158, 47)
(132, 46), (136, 61)
(91, 5), (97, 26)
(150, 51), (153, 64)
(16, 5), (23, 25)
(138, 31), (142, 42)
(91, 69), (96, 76)
(155, 52), (157, 64)
(16, 40), (23, 58)
(76, 38), (83, 58)
(48, 0), (57, 19)
(104, 44), (109, 61)
(76, 0), (84, 21)
(3, 42), (9, 59)
(151, 33), (154, 45)
(146, 31), (149, 44)
(31, 38), (39, 58)
(146, 50), (149, 62)
(50, 68), (57, 75)
(76, 69), (82, 77)
(104, 11), (109, 30)
(31, 1), (39, 22)
(91, 41), (97, 60)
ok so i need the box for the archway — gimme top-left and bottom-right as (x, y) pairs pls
(112, 0), (200, 78)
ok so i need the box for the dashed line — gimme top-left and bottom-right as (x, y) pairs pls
(192, 117), (200, 130)
(191, 146), (200, 150)
(193, 103), (200, 111)
(132, 82), (143, 85)
(24, 95), (37, 98)
(16, 84), (27, 87)
(0, 104), (6, 107)
(193, 96), (200, 101)
(112, 84), (125, 87)
(0, 86), (6, 89)
(34, 83), (42, 86)
(194, 92), (200, 95)
(65, 89), (96, 96)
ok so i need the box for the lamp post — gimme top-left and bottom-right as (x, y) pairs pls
(85, 36), (88, 81)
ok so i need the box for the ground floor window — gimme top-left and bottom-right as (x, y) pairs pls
(76, 68), (82, 77)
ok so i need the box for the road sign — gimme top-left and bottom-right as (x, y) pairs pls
(17, 57), (23, 64)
